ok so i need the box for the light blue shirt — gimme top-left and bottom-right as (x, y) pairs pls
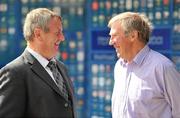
(112, 45), (180, 118)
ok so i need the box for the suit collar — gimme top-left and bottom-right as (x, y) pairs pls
(26, 47), (49, 68)
(22, 49), (35, 65)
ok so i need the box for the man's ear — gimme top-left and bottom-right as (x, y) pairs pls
(130, 30), (138, 42)
(34, 27), (42, 39)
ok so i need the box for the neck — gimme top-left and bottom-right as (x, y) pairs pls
(27, 42), (52, 60)
(126, 43), (145, 63)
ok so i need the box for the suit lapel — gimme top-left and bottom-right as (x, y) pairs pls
(22, 50), (68, 100)
(56, 63), (77, 116)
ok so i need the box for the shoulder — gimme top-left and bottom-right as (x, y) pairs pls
(151, 50), (172, 63)
(0, 55), (28, 76)
(0, 55), (28, 89)
(3, 56), (22, 68)
(146, 50), (175, 71)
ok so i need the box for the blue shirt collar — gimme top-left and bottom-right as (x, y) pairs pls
(133, 45), (150, 65)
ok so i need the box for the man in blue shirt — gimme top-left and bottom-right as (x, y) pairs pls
(108, 12), (180, 118)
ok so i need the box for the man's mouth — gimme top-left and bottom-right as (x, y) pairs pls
(55, 42), (60, 50)
(55, 42), (60, 46)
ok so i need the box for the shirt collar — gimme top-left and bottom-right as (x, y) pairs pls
(119, 58), (128, 67)
(133, 45), (150, 65)
(26, 47), (51, 68)
(119, 45), (150, 67)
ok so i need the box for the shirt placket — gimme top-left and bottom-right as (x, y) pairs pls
(122, 66), (132, 117)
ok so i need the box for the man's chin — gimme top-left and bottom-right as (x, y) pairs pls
(117, 53), (121, 58)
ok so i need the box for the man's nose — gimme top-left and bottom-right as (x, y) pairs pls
(109, 38), (114, 45)
(59, 34), (65, 41)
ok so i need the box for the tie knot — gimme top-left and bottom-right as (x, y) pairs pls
(47, 60), (57, 71)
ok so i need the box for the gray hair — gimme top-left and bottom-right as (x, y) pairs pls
(23, 8), (61, 41)
(108, 12), (152, 44)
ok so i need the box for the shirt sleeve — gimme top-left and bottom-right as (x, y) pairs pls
(163, 64), (180, 117)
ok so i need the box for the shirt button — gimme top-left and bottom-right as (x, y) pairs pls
(64, 103), (68, 107)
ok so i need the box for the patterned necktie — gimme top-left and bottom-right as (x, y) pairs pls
(47, 60), (68, 101)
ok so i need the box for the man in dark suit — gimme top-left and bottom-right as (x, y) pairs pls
(0, 8), (76, 118)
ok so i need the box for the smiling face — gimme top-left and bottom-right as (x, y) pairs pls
(40, 17), (64, 59)
(108, 12), (151, 62)
(109, 21), (132, 60)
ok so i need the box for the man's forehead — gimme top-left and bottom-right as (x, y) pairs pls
(109, 28), (116, 35)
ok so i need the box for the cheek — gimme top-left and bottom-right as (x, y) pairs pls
(44, 40), (53, 50)
(115, 38), (121, 47)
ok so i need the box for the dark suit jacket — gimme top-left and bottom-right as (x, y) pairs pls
(0, 50), (76, 118)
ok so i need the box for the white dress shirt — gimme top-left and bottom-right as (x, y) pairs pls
(26, 47), (56, 83)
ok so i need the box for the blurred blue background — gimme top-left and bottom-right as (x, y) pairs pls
(0, 0), (180, 118)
